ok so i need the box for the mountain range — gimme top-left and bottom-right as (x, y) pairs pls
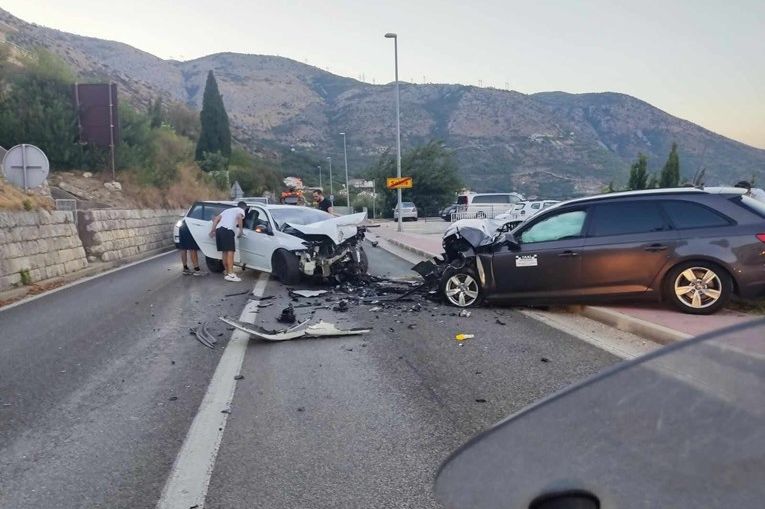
(2, 7), (763, 197)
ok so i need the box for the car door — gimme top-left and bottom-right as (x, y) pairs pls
(238, 207), (280, 271)
(184, 202), (231, 260)
(579, 200), (679, 296)
(491, 208), (588, 298)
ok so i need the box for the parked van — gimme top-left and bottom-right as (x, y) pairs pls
(455, 192), (524, 219)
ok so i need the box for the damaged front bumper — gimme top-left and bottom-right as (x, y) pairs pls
(297, 243), (366, 278)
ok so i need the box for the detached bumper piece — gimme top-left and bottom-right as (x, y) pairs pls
(219, 316), (371, 342)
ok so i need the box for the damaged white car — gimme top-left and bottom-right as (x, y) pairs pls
(182, 201), (369, 284)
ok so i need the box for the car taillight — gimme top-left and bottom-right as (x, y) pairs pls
(757, 234), (765, 243)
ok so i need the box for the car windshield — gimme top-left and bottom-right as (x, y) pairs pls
(269, 207), (333, 228)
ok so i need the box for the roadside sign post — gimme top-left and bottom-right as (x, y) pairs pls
(386, 177), (413, 222)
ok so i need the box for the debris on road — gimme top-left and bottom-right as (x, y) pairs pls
(333, 299), (349, 312)
(224, 290), (250, 298)
(277, 304), (297, 324)
(459, 309), (471, 318)
(219, 316), (370, 342)
(234, 375), (245, 380)
(475, 398), (487, 403)
(290, 289), (329, 298)
(541, 357), (551, 363)
(455, 333), (474, 341)
(496, 318), (506, 325)
(190, 322), (217, 349)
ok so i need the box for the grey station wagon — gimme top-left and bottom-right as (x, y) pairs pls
(438, 187), (765, 314)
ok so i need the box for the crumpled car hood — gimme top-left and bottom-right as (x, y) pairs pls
(444, 218), (505, 248)
(286, 212), (367, 245)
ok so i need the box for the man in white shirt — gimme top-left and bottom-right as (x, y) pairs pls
(209, 201), (247, 282)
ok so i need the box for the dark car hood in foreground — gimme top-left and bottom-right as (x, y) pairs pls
(435, 319), (765, 509)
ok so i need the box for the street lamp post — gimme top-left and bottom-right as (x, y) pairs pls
(317, 165), (322, 191)
(340, 132), (350, 209)
(385, 32), (403, 232)
(327, 156), (334, 205)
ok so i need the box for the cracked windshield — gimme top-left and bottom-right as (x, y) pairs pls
(0, 1), (763, 508)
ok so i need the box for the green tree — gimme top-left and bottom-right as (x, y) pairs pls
(0, 48), (81, 169)
(166, 101), (201, 141)
(195, 71), (231, 162)
(148, 97), (163, 129)
(659, 142), (680, 188)
(627, 154), (649, 190)
(367, 141), (462, 217)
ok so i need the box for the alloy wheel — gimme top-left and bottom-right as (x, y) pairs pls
(445, 273), (480, 307)
(673, 267), (723, 309)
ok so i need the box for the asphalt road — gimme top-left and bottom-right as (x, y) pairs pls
(0, 245), (621, 508)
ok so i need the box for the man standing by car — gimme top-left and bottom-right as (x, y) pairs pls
(177, 220), (202, 276)
(209, 201), (247, 282)
(313, 190), (335, 215)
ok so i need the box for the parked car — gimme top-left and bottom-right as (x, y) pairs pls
(434, 187), (765, 314)
(440, 203), (459, 221)
(393, 201), (418, 221)
(178, 201), (368, 283)
(456, 192), (524, 219)
(496, 200), (560, 222)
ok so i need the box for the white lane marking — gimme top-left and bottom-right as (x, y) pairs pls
(156, 273), (269, 509)
(0, 250), (175, 313)
(519, 309), (661, 360)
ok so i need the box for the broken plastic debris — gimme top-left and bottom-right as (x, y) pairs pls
(290, 289), (329, 298)
(455, 333), (474, 341)
(333, 299), (349, 312)
(218, 317), (370, 342)
(277, 304), (297, 324)
(459, 309), (472, 318)
(369, 306), (382, 312)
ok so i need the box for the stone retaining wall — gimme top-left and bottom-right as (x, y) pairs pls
(0, 210), (87, 290)
(77, 209), (185, 262)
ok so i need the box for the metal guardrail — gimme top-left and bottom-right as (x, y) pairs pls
(55, 199), (78, 224)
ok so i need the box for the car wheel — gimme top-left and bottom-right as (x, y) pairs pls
(272, 249), (301, 285)
(205, 256), (224, 273)
(441, 266), (482, 308)
(664, 261), (732, 315)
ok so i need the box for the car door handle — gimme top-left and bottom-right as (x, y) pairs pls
(644, 244), (667, 252)
(558, 250), (579, 257)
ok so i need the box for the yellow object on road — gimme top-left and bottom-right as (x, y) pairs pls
(455, 333), (474, 341)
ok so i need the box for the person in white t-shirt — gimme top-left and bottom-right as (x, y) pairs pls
(209, 201), (247, 282)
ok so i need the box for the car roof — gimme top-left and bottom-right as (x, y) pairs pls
(195, 200), (313, 211)
(561, 186), (746, 206)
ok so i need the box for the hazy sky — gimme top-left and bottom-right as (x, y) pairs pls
(4, 0), (764, 148)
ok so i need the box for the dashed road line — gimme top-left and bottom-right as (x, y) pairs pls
(156, 273), (269, 509)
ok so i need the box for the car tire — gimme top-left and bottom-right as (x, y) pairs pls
(272, 249), (301, 285)
(441, 266), (482, 308)
(205, 256), (224, 273)
(664, 261), (732, 315)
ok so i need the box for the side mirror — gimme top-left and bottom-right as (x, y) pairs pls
(504, 233), (520, 250)
(255, 223), (274, 235)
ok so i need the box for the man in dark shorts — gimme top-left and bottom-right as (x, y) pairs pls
(313, 190), (335, 215)
(209, 201), (247, 282)
(177, 220), (202, 275)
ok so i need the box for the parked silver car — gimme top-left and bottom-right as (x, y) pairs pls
(393, 202), (418, 221)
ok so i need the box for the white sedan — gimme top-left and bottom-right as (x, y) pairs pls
(180, 201), (369, 283)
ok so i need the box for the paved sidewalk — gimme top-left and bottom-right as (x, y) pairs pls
(369, 221), (759, 343)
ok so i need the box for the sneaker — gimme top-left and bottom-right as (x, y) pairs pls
(224, 273), (242, 282)
(182, 267), (193, 275)
(192, 268), (203, 276)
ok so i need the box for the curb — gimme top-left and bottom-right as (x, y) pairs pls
(374, 232), (690, 344)
(569, 305), (691, 345)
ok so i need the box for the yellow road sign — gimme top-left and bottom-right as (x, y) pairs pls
(386, 177), (413, 189)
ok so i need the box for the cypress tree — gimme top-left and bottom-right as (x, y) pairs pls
(627, 154), (649, 190)
(659, 143), (680, 188)
(195, 70), (231, 162)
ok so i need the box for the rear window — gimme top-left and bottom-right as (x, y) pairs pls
(661, 200), (732, 229)
(402, 202), (415, 207)
(588, 201), (667, 237)
(187, 202), (228, 220)
(473, 195), (509, 204)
